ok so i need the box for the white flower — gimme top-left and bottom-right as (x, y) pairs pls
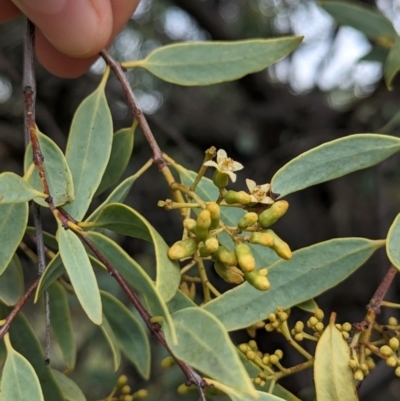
(204, 149), (244, 183)
(246, 179), (274, 204)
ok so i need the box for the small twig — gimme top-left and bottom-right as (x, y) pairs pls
(23, 19), (51, 363)
(0, 279), (40, 339)
(76, 231), (207, 401)
(368, 265), (397, 315)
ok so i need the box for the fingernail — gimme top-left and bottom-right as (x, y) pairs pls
(13, 0), (65, 14)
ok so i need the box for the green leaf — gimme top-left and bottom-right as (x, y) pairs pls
(0, 203), (28, 275)
(204, 238), (384, 331)
(99, 314), (121, 371)
(296, 299), (319, 313)
(87, 203), (180, 302)
(386, 213), (400, 271)
(64, 77), (113, 220)
(314, 314), (358, 401)
(58, 227), (102, 325)
(84, 231), (177, 344)
(271, 134), (400, 198)
(167, 289), (196, 314)
(48, 282), (76, 370)
(0, 254), (24, 306)
(319, 1), (397, 41)
(0, 173), (42, 204)
(8, 313), (65, 401)
(238, 353), (300, 401)
(130, 37), (303, 86)
(360, 46), (389, 63)
(95, 125), (135, 196)
(1, 334), (44, 401)
(24, 129), (74, 207)
(25, 227), (59, 250)
(51, 370), (86, 401)
(168, 307), (255, 396)
(101, 291), (150, 379)
(384, 36), (400, 91)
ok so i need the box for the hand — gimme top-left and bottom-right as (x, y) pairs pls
(0, 0), (140, 77)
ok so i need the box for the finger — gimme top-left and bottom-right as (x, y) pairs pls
(35, 0), (141, 78)
(0, 0), (20, 22)
(11, 0), (113, 57)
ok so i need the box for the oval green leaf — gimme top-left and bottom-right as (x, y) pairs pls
(8, 313), (65, 401)
(87, 203), (180, 302)
(48, 282), (76, 370)
(384, 36), (400, 91)
(101, 291), (150, 379)
(100, 314), (121, 371)
(168, 307), (255, 396)
(204, 238), (384, 331)
(127, 37), (303, 86)
(52, 370), (86, 401)
(0, 203), (28, 275)
(84, 231), (177, 344)
(58, 227), (102, 325)
(166, 289), (196, 314)
(64, 76), (113, 220)
(314, 314), (358, 401)
(1, 334), (44, 401)
(319, 1), (397, 41)
(271, 134), (400, 198)
(24, 129), (74, 207)
(386, 213), (400, 271)
(95, 124), (136, 196)
(0, 172), (42, 204)
(0, 254), (24, 306)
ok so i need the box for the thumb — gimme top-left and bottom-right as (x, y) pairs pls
(11, 0), (113, 57)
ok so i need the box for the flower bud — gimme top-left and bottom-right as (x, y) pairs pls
(245, 270), (270, 291)
(161, 356), (176, 369)
(380, 345), (393, 357)
(188, 282), (196, 300)
(314, 309), (325, 321)
(122, 385), (131, 394)
(117, 375), (128, 387)
(215, 245), (237, 266)
(386, 356), (397, 367)
(342, 322), (352, 332)
(206, 202), (220, 229)
(179, 282), (190, 297)
(250, 232), (274, 247)
(224, 190), (252, 205)
(396, 366), (400, 377)
(214, 260), (244, 284)
(134, 389), (148, 399)
(205, 237), (219, 254)
(238, 212), (258, 230)
(354, 369), (364, 381)
(235, 244), (256, 272)
(212, 170), (229, 189)
(168, 238), (198, 260)
(390, 337), (399, 351)
(194, 210), (211, 240)
(265, 230), (292, 260)
(183, 218), (197, 232)
(258, 200), (289, 228)
(269, 355), (279, 364)
(389, 317), (398, 326)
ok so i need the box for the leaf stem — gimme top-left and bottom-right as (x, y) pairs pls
(190, 147), (216, 191)
(195, 256), (211, 303)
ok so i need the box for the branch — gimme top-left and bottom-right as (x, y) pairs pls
(77, 231), (207, 401)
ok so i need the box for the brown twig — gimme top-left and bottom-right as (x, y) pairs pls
(368, 265), (397, 315)
(76, 231), (207, 400)
(100, 49), (166, 169)
(0, 278), (40, 339)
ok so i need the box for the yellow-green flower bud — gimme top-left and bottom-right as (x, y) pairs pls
(274, 349), (283, 359)
(390, 337), (399, 351)
(168, 238), (198, 260)
(224, 190), (252, 205)
(360, 363), (369, 375)
(342, 332), (350, 340)
(380, 345), (393, 357)
(386, 356), (397, 367)
(245, 269), (270, 291)
(189, 282), (196, 300)
(353, 369), (364, 381)
(214, 260), (244, 284)
(123, 396), (134, 401)
(258, 200), (289, 228)
(193, 210), (211, 240)
(239, 343), (249, 353)
(198, 242), (211, 257)
(206, 202), (220, 229)
(366, 357), (375, 370)
(238, 212), (259, 230)
(179, 282), (190, 297)
(341, 322), (352, 332)
(161, 356), (176, 369)
(277, 311), (288, 322)
(246, 350), (256, 360)
(265, 229), (292, 260)
(348, 359), (358, 370)
(134, 389), (148, 399)
(121, 385), (131, 394)
(214, 245), (237, 266)
(315, 322), (324, 332)
(389, 317), (398, 326)
(314, 309), (324, 321)
(262, 355), (270, 365)
(269, 355), (279, 365)
(205, 237), (219, 254)
(248, 340), (258, 351)
(294, 321), (304, 333)
(265, 323), (274, 332)
(183, 218), (197, 232)
(213, 170), (229, 189)
(235, 244), (256, 272)
(117, 375), (128, 387)
(308, 316), (318, 327)
(177, 384), (192, 395)
(268, 313), (277, 322)
(294, 333), (303, 341)
(395, 366), (400, 377)
(250, 232), (274, 247)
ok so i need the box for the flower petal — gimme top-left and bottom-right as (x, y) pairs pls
(226, 171), (237, 183)
(246, 179), (256, 192)
(260, 183), (271, 192)
(260, 197), (274, 205)
(232, 161), (244, 172)
(204, 161), (219, 169)
(216, 149), (228, 163)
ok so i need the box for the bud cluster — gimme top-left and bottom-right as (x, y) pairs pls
(348, 347), (375, 381)
(115, 375), (148, 401)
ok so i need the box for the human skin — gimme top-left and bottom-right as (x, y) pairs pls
(0, 0), (140, 77)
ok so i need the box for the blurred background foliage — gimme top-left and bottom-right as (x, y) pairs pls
(2, 0), (400, 400)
